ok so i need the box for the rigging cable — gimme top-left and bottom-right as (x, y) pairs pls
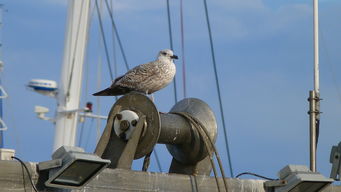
(95, 0), (114, 81)
(110, 0), (118, 101)
(180, 0), (186, 98)
(173, 112), (228, 192)
(95, 0), (104, 143)
(104, 0), (130, 71)
(166, 0), (178, 103)
(203, 0), (234, 177)
(78, 120), (86, 147)
(153, 147), (163, 172)
(11, 156), (38, 192)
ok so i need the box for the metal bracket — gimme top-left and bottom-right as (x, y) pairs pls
(95, 105), (122, 157)
(116, 115), (146, 169)
(264, 180), (287, 188)
(37, 159), (62, 171)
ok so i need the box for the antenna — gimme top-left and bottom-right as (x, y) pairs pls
(308, 0), (320, 172)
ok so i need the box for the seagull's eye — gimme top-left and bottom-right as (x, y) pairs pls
(162, 52), (167, 55)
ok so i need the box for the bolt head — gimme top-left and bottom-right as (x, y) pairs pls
(131, 119), (138, 127)
(116, 113), (122, 120)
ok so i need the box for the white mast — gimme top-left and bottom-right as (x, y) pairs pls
(54, 0), (91, 151)
(313, 0), (319, 93)
(309, 0), (320, 172)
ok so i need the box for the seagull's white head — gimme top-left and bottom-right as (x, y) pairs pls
(157, 49), (178, 62)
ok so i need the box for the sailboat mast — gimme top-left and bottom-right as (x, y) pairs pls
(53, 0), (91, 151)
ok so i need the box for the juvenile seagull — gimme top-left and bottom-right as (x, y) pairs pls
(93, 49), (178, 96)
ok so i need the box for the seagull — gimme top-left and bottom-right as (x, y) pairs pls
(93, 49), (178, 96)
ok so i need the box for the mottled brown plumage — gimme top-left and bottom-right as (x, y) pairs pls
(93, 49), (177, 96)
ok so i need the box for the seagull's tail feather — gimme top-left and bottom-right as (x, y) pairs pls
(93, 86), (133, 96)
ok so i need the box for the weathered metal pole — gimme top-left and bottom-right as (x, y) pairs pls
(308, 91), (318, 172)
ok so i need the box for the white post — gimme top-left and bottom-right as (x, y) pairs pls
(54, 0), (91, 151)
(313, 0), (319, 93)
(309, 0), (320, 172)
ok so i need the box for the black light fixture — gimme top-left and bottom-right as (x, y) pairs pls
(38, 146), (110, 189)
(265, 165), (333, 192)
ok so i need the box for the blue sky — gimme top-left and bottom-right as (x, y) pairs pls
(2, 0), (341, 180)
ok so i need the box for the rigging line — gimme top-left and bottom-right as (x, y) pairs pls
(96, 0), (114, 81)
(320, 30), (341, 101)
(78, 120), (86, 147)
(104, 0), (130, 71)
(96, 0), (104, 142)
(180, 0), (186, 98)
(66, 0), (86, 99)
(110, 0), (118, 101)
(153, 146), (163, 172)
(166, 0), (178, 103)
(173, 112), (228, 192)
(85, 118), (95, 151)
(110, 0), (118, 78)
(202, 0), (234, 177)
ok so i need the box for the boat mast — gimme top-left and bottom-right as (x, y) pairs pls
(309, 0), (320, 172)
(54, 0), (91, 151)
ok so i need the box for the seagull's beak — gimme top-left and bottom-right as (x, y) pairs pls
(171, 55), (178, 59)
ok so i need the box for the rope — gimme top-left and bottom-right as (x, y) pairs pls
(180, 0), (187, 98)
(95, 0), (114, 81)
(203, 0), (234, 177)
(166, 0), (178, 103)
(153, 147), (163, 172)
(104, 0), (130, 71)
(173, 112), (229, 192)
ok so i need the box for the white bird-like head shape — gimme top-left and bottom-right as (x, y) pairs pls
(157, 49), (178, 62)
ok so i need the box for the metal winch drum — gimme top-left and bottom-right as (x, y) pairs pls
(95, 92), (217, 175)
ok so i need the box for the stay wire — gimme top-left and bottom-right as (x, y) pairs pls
(203, 0), (234, 177)
(95, 0), (114, 81)
(173, 112), (229, 192)
(11, 156), (38, 192)
(153, 147), (163, 172)
(166, 0), (178, 103)
(110, 0), (119, 101)
(180, 0), (187, 98)
(104, 0), (130, 71)
(78, 120), (86, 147)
